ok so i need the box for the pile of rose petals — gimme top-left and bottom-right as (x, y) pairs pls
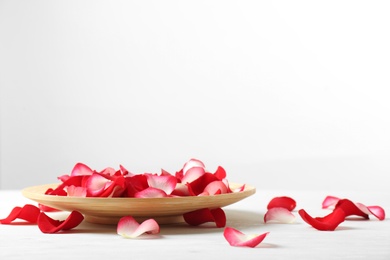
(47, 159), (242, 199)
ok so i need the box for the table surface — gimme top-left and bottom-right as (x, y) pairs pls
(1, 188), (389, 260)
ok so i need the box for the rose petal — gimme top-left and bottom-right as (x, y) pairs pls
(37, 211), (84, 233)
(203, 181), (228, 195)
(298, 208), (346, 231)
(182, 158), (206, 175)
(356, 203), (386, 221)
(183, 208), (226, 228)
(264, 207), (296, 223)
(124, 174), (149, 197)
(70, 162), (93, 176)
(267, 196), (296, 211)
(322, 195), (341, 209)
(213, 166), (226, 180)
(117, 216), (160, 238)
(0, 204), (40, 224)
(181, 166), (206, 184)
(145, 174), (177, 195)
(223, 227), (269, 248)
(335, 199), (369, 219)
(134, 187), (168, 198)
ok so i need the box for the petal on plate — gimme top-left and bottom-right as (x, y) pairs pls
(70, 162), (93, 176)
(183, 208), (226, 228)
(124, 174), (149, 197)
(181, 166), (206, 184)
(223, 227), (269, 248)
(66, 185), (87, 197)
(186, 172), (219, 196)
(213, 166), (226, 180)
(203, 181), (228, 195)
(322, 196), (340, 209)
(267, 196), (296, 211)
(85, 172), (113, 197)
(134, 187), (168, 198)
(0, 204), (40, 224)
(355, 203), (386, 221)
(182, 158), (206, 175)
(298, 208), (346, 231)
(171, 182), (190, 196)
(117, 216), (160, 238)
(264, 207), (296, 223)
(145, 174), (177, 195)
(37, 211), (84, 233)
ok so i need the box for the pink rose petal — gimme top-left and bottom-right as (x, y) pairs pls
(203, 180), (228, 195)
(322, 195), (341, 209)
(117, 216), (160, 238)
(223, 227), (269, 248)
(181, 166), (206, 184)
(264, 207), (296, 223)
(70, 162), (93, 176)
(182, 158), (206, 175)
(134, 187), (168, 198)
(356, 203), (386, 221)
(37, 211), (84, 233)
(0, 204), (40, 224)
(145, 174), (177, 195)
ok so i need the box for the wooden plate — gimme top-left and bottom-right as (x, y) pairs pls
(22, 183), (255, 225)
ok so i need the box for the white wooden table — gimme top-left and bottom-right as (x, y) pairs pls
(1, 189), (389, 260)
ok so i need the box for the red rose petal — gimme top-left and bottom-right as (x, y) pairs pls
(183, 208), (226, 228)
(223, 227), (269, 248)
(335, 199), (369, 219)
(267, 196), (296, 211)
(298, 208), (346, 231)
(37, 211), (84, 233)
(0, 204), (40, 224)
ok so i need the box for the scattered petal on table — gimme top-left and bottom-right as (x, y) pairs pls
(322, 195), (340, 209)
(117, 216), (160, 238)
(264, 207), (296, 223)
(183, 208), (226, 228)
(298, 208), (346, 231)
(37, 211), (84, 233)
(223, 227), (269, 248)
(267, 196), (296, 211)
(335, 199), (369, 219)
(356, 203), (386, 221)
(0, 204), (40, 224)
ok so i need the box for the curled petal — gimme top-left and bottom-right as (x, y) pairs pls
(0, 204), (40, 224)
(223, 227), (269, 248)
(183, 208), (226, 228)
(267, 196), (296, 211)
(71, 162), (93, 176)
(117, 216), (160, 238)
(322, 196), (341, 209)
(213, 166), (226, 180)
(145, 174), (177, 195)
(264, 207), (296, 223)
(181, 166), (206, 184)
(134, 187), (168, 198)
(203, 181), (228, 195)
(37, 211), (84, 233)
(356, 203), (386, 221)
(335, 199), (369, 219)
(298, 208), (346, 231)
(182, 158), (206, 175)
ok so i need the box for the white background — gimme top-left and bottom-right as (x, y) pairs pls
(1, 0), (389, 191)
